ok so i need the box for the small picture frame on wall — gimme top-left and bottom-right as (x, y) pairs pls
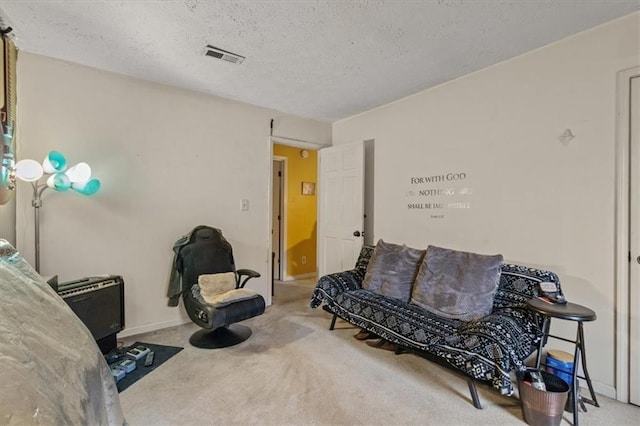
(302, 182), (316, 195)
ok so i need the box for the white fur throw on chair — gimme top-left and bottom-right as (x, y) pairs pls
(198, 272), (258, 307)
(198, 272), (236, 295)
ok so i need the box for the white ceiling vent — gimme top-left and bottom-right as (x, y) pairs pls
(204, 45), (245, 64)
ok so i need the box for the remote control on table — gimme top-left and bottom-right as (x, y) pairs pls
(144, 351), (155, 367)
(539, 281), (568, 305)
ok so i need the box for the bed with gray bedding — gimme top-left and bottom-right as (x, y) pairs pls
(0, 239), (125, 425)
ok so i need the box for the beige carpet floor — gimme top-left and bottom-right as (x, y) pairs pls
(120, 279), (638, 425)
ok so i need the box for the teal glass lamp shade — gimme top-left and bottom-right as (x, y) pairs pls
(71, 178), (100, 196)
(14, 159), (44, 182)
(42, 151), (67, 173)
(46, 172), (71, 191)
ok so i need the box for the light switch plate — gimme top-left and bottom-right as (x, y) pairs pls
(241, 199), (249, 211)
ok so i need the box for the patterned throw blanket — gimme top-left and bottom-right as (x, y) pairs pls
(310, 246), (559, 395)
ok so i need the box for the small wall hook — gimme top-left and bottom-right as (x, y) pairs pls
(559, 129), (576, 145)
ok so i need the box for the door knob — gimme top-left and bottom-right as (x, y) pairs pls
(353, 231), (361, 237)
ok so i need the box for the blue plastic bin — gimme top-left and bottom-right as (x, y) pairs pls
(546, 349), (574, 386)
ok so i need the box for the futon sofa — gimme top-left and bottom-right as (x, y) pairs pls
(310, 244), (561, 407)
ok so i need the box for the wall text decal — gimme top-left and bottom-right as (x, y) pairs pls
(406, 171), (471, 219)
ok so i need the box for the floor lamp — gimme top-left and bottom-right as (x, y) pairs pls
(9, 151), (100, 273)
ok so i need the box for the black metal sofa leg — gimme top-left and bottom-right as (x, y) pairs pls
(467, 378), (483, 409)
(329, 313), (338, 330)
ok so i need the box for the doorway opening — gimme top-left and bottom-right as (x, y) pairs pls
(272, 157), (285, 283)
(270, 140), (320, 296)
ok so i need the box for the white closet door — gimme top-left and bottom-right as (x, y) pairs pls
(629, 75), (640, 406)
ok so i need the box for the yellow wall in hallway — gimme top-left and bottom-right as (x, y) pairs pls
(273, 144), (317, 277)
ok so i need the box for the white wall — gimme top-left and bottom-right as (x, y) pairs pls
(333, 13), (639, 398)
(15, 52), (331, 337)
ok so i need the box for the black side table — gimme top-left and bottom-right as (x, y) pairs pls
(527, 298), (599, 426)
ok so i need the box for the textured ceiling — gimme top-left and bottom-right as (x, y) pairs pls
(1, 1), (638, 122)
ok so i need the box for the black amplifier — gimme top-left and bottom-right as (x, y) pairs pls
(58, 275), (125, 354)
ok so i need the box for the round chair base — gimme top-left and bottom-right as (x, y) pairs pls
(189, 324), (252, 349)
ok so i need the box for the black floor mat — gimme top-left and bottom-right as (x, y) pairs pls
(106, 341), (183, 392)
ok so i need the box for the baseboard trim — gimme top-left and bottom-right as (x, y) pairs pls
(592, 381), (616, 400)
(118, 318), (190, 338)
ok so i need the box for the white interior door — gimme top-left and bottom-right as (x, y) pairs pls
(630, 75), (640, 406)
(272, 159), (284, 281)
(317, 141), (364, 277)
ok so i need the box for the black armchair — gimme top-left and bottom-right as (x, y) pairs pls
(171, 226), (265, 348)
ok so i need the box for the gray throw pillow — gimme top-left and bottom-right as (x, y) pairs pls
(361, 240), (425, 302)
(410, 245), (503, 321)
